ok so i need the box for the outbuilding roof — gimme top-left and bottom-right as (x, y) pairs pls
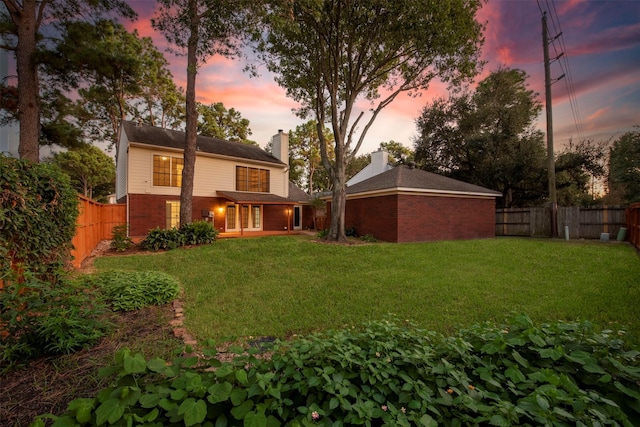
(347, 164), (501, 198)
(121, 121), (285, 166)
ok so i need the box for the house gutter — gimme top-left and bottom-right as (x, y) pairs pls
(346, 187), (501, 200)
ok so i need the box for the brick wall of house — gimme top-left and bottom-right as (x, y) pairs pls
(128, 194), (226, 237)
(263, 205), (290, 231)
(343, 194), (496, 243)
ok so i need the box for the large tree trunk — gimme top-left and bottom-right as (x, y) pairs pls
(179, 0), (198, 227)
(327, 180), (347, 241)
(15, 0), (41, 162)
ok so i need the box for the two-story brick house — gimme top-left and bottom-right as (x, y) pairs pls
(116, 121), (313, 237)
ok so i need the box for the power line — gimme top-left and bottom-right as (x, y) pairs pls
(538, 0), (586, 142)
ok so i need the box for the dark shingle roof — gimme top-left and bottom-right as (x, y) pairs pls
(216, 191), (294, 204)
(288, 182), (312, 203)
(347, 165), (501, 197)
(122, 121), (284, 166)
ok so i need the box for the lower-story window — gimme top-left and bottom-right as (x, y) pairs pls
(225, 204), (262, 230)
(166, 201), (180, 229)
(226, 205), (237, 230)
(252, 205), (261, 228)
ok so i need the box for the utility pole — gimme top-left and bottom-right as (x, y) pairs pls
(542, 12), (563, 238)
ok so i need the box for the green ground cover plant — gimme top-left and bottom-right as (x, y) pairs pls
(82, 270), (180, 312)
(36, 316), (640, 426)
(93, 236), (640, 345)
(140, 221), (218, 251)
(0, 275), (110, 371)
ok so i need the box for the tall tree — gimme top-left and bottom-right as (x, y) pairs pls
(0, 0), (135, 162)
(152, 0), (252, 227)
(257, 0), (484, 241)
(289, 120), (334, 193)
(415, 68), (546, 207)
(44, 20), (172, 157)
(196, 102), (255, 144)
(608, 127), (640, 204)
(50, 144), (115, 200)
(555, 139), (607, 206)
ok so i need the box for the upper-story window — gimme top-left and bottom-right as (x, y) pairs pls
(236, 166), (270, 193)
(153, 155), (183, 187)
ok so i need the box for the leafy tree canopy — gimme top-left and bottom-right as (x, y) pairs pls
(555, 139), (608, 206)
(0, 0), (136, 162)
(196, 102), (255, 145)
(414, 68), (547, 207)
(256, 0), (485, 240)
(379, 141), (414, 165)
(608, 127), (640, 204)
(42, 19), (178, 156)
(49, 144), (115, 202)
(287, 120), (335, 193)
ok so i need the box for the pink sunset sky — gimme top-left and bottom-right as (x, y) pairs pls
(125, 0), (640, 155)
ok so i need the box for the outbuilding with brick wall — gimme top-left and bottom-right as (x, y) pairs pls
(338, 163), (501, 243)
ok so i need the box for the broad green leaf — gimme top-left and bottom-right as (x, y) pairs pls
(535, 395), (549, 411)
(552, 407), (575, 420)
(528, 333), (546, 347)
(244, 411), (268, 427)
(505, 366), (526, 384)
(614, 381), (640, 400)
(583, 363), (606, 374)
(538, 348), (562, 360)
(489, 414), (511, 426)
(216, 363), (234, 378)
(566, 350), (592, 365)
(178, 398), (207, 427)
(208, 382), (233, 403)
(139, 393), (161, 408)
(147, 358), (167, 373)
(512, 350), (529, 368)
(329, 398), (339, 410)
(231, 388), (248, 406)
(308, 376), (321, 387)
(124, 353), (147, 374)
(95, 399), (125, 425)
(231, 400), (254, 420)
(236, 369), (248, 385)
(419, 414), (437, 427)
(215, 414), (228, 427)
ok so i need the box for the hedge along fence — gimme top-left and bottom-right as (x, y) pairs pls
(496, 206), (627, 240)
(71, 196), (126, 268)
(1, 155), (78, 286)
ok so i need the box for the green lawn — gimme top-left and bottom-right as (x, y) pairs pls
(94, 236), (640, 343)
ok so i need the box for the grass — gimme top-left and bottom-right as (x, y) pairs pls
(94, 236), (640, 344)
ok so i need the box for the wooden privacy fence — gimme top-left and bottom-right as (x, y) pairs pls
(71, 196), (126, 268)
(496, 206), (627, 240)
(627, 203), (640, 251)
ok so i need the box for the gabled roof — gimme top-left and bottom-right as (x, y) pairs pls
(288, 182), (312, 203)
(121, 121), (285, 166)
(347, 165), (501, 198)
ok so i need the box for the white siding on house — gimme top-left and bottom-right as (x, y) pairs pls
(126, 145), (288, 197)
